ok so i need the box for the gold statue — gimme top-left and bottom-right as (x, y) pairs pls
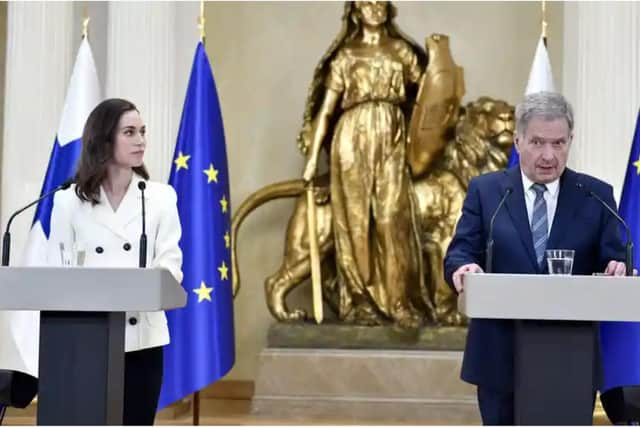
(231, 1), (515, 327)
(300, 1), (431, 328)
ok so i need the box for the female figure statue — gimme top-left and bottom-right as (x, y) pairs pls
(301, 1), (431, 327)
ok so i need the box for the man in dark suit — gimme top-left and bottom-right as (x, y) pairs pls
(444, 91), (626, 425)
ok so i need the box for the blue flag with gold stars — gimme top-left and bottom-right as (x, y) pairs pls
(600, 109), (640, 392)
(506, 145), (519, 168)
(158, 41), (235, 408)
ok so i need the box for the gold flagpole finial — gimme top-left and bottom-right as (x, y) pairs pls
(82, 17), (90, 40)
(198, 0), (206, 44)
(82, 3), (90, 40)
(541, 0), (548, 40)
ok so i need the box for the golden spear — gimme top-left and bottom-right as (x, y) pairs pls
(306, 182), (323, 324)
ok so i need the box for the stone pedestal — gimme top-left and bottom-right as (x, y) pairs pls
(251, 324), (480, 424)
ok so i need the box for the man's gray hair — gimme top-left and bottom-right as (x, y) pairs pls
(515, 91), (574, 136)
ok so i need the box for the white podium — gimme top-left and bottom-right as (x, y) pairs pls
(0, 267), (186, 425)
(459, 273), (640, 425)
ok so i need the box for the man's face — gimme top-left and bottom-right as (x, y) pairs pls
(514, 116), (572, 184)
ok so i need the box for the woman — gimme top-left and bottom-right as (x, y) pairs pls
(47, 98), (183, 425)
(301, 1), (431, 327)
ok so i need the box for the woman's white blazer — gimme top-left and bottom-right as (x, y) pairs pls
(47, 174), (183, 352)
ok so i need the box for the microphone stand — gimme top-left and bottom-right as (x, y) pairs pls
(137, 182), (147, 268)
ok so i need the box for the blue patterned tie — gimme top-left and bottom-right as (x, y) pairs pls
(531, 183), (548, 267)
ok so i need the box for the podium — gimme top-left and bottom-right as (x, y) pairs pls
(459, 273), (640, 425)
(0, 267), (186, 425)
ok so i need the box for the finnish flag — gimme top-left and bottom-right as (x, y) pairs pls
(0, 37), (101, 379)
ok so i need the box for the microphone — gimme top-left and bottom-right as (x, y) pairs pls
(486, 187), (513, 273)
(2, 178), (74, 267)
(137, 181), (147, 268)
(576, 182), (633, 276)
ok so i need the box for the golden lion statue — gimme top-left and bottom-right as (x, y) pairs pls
(231, 96), (514, 325)
(414, 97), (514, 325)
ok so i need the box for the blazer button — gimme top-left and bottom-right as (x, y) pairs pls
(95, 246), (104, 254)
(128, 317), (137, 326)
(123, 243), (132, 251)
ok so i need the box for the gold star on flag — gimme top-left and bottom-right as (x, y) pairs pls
(203, 163), (219, 183)
(633, 156), (640, 175)
(220, 195), (228, 213)
(218, 261), (229, 280)
(174, 151), (191, 171)
(224, 231), (230, 249)
(193, 281), (213, 303)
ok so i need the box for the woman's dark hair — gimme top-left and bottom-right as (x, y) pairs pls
(75, 98), (149, 204)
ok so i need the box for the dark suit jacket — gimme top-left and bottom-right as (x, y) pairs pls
(444, 166), (625, 392)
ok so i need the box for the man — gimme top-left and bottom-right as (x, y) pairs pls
(444, 91), (626, 425)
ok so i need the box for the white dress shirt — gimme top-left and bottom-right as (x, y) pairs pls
(521, 171), (560, 235)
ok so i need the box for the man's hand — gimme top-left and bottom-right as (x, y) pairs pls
(604, 260), (627, 276)
(453, 263), (484, 293)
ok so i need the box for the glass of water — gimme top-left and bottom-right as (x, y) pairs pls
(546, 249), (575, 275)
(59, 242), (86, 267)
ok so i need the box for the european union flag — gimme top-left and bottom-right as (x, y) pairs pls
(158, 41), (235, 408)
(600, 109), (640, 393)
(506, 146), (519, 168)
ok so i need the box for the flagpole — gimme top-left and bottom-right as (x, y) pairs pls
(541, 0), (548, 46)
(192, 392), (200, 426)
(191, 3), (205, 421)
(82, 4), (90, 40)
(198, 0), (206, 45)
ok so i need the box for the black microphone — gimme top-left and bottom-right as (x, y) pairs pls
(138, 181), (147, 268)
(576, 182), (633, 276)
(486, 187), (513, 273)
(2, 178), (74, 267)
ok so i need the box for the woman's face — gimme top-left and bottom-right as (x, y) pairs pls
(356, 1), (388, 27)
(112, 110), (146, 169)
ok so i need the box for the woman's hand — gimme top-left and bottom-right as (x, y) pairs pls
(297, 124), (313, 155)
(301, 88), (340, 183)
